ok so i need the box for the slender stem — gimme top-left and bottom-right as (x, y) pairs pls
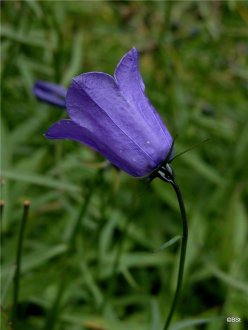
(163, 181), (188, 330)
(12, 201), (30, 325)
(0, 200), (4, 220)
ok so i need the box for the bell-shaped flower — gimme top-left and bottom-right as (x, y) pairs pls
(33, 81), (67, 108)
(45, 48), (173, 177)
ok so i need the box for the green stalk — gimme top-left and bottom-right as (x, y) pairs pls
(12, 201), (30, 325)
(155, 163), (188, 330)
(163, 181), (188, 330)
(0, 200), (4, 219)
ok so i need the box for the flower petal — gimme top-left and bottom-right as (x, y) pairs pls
(45, 119), (96, 146)
(114, 48), (172, 149)
(45, 119), (156, 177)
(34, 81), (67, 97)
(114, 47), (145, 93)
(33, 81), (67, 108)
(66, 72), (169, 165)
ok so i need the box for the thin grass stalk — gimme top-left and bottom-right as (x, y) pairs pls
(12, 201), (30, 325)
(0, 200), (4, 220)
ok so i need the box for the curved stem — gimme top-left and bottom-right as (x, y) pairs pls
(163, 180), (188, 330)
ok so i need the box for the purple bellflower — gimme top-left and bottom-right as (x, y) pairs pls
(33, 81), (67, 108)
(44, 48), (188, 330)
(45, 48), (173, 177)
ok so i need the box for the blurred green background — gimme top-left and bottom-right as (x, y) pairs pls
(1, 1), (248, 330)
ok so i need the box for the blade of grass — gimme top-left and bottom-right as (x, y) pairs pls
(171, 317), (222, 330)
(1, 26), (53, 48)
(2, 169), (80, 193)
(12, 201), (30, 326)
(154, 235), (181, 253)
(206, 263), (248, 294)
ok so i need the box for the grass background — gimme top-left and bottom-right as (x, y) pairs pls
(1, 1), (248, 330)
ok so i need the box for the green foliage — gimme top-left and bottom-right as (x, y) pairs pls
(1, 1), (248, 330)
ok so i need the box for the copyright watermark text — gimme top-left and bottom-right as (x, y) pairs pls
(226, 317), (241, 323)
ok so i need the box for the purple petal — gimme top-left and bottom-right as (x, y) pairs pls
(34, 81), (67, 97)
(33, 81), (67, 108)
(45, 119), (156, 177)
(115, 47), (145, 92)
(66, 72), (170, 167)
(45, 119), (94, 145)
(114, 48), (172, 149)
